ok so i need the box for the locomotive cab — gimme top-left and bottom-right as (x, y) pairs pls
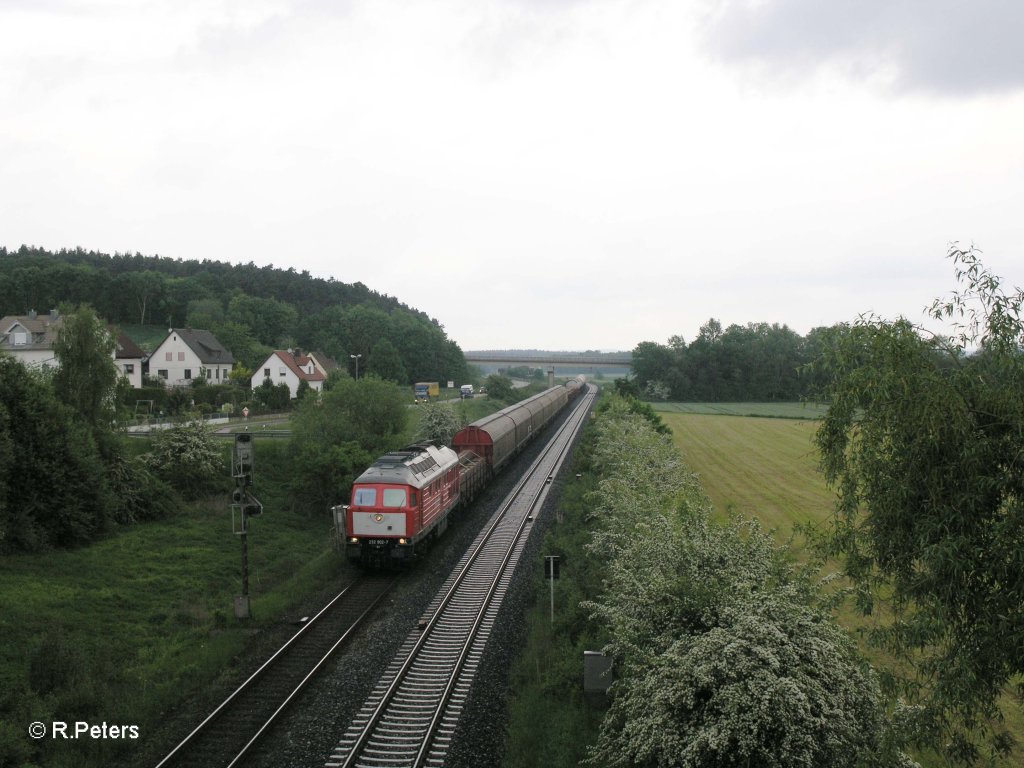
(345, 443), (459, 565)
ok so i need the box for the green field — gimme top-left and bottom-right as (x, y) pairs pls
(662, 410), (1022, 767)
(652, 401), (829, 419)
(662, 412), (831, 533)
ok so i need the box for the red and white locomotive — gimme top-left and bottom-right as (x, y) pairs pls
(343, 443), (486, 564)
(341, 376), (586, 565)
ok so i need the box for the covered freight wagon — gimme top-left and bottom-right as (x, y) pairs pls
(452, 385), (569, 472)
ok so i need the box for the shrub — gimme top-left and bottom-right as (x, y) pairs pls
(142, 421), (225, 499)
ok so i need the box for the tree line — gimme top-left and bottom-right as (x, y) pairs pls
(630, 319), (842, 401)
(0, 246), (468, 386)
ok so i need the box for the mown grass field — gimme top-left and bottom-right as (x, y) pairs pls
(661, 411), (831, 533)
(653, 401), (829, 420)
(661, 408), (1023, 767)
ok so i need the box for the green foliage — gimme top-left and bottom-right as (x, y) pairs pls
(288, 376), (408, 512)
(416, 401), (462, 445)
(252, 380), (291, 411)
(105, 450), (178, 524)
(0, 245), (469, 391)
(581, 396), (893, 768)
(484, 374), (515, 404)
(592, 592), (886, 768)
(0, 450), (348, 768)
(226, 291), (297, 347)
(367, 337), (407, 383)
(0, 358), (112, 551)
(142, 421), (226, 500)
(632, 319), (830, 402)
(52, 305), (119, 443)
(814, 245), (1024, 764)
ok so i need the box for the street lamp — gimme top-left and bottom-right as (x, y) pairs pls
(350, 353), (362, 380)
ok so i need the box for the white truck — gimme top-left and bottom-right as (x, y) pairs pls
(460, 384), (474, 399)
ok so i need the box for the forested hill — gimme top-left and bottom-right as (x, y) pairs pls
(0, 245), (467, 385)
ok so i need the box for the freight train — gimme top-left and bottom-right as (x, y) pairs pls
(340, 376), (586, 565)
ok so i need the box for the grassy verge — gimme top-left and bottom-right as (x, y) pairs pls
(502, 403), (609, 767)
(0, 438), (348, 768)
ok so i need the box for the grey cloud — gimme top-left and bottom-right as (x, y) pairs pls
(702, 0), (1024, 96)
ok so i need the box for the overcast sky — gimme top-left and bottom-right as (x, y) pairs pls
(3, 0), (1023, 351)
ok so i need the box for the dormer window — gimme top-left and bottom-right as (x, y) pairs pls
(12, 332), (27, 346)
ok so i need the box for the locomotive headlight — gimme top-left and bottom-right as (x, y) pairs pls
(373, 513), (384, 523)
(399, 538), (408, 545)
(349, 537), (359, 544)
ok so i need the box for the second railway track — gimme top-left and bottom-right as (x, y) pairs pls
(154, 574), (397, 768)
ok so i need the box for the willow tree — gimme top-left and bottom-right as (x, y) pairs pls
(814, 245), (1024, 763)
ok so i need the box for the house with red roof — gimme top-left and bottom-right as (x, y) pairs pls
(251, 349), (332, 398)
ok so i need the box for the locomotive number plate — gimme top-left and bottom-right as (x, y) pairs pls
(366, 539), (390, 546)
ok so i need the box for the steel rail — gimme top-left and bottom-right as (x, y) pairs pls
(154, 575), (396, 768)
(331, 386), (593, 768)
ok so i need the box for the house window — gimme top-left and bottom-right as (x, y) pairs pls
(124, 364), (135, 375)
(206, 368), (211, 379)
(215, 368), (220, 380)
(279, 366), (286, 377)
(12, 332), (27, 346)
(264, 368), (271, 378)
(158, 369), (168, 379)
(165, 352), (172, 361)
(178, 352), (185, 361)
(184, 369), (192, 380)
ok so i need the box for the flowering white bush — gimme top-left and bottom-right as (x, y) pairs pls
(416, 401), (462, 446)
(143, 420), (224, 499)
(581, 397), (908, 768)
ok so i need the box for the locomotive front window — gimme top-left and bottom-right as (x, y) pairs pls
(353, 487), (376, 506)
(382, 488), (407, 508)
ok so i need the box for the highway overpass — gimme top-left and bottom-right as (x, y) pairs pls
(464, 350), (632, 372)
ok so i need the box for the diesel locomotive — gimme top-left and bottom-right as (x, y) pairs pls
(341, 376), (586, 565)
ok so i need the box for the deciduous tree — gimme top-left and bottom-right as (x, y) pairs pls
(0, 359), (111, 550)
(814, 245), (1024, 763)
(483, 374), (515, 404)
(288, 376), (408, 512)
(52, 305), (119, 444)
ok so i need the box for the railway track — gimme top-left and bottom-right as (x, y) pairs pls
(154, 574), (397, 768)
(326, 385), (595, 768)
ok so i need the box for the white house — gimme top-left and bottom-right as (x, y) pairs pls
(251, 349), (330, 398)
(113, 332), (145, 389)
(0, 310), (62, 368)
(0, 310), (146, 388)
(149, 328), (234, 387)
